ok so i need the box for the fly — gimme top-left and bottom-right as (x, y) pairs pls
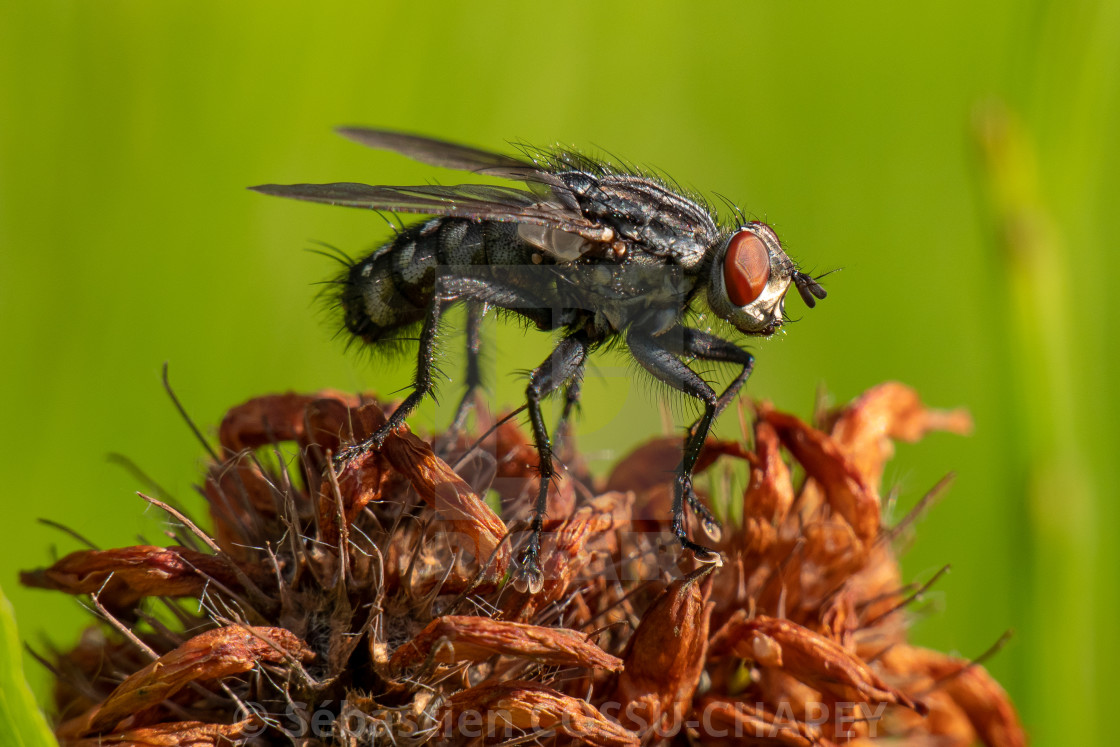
(251, 128), (828, 592)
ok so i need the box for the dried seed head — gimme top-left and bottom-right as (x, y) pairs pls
(22, 383), (1022, 746)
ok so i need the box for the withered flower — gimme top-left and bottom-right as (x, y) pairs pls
(22, 382), (1024, 745)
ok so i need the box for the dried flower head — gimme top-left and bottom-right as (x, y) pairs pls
(22, 382), (1024, 745)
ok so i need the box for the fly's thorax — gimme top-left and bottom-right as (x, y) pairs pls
(706, 222), (796, 337)
(560, 172), (719, 269)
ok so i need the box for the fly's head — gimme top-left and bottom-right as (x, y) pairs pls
(706, 221), (827, 337)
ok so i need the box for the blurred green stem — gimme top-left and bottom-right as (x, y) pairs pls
(0, 584), (57, 746)
(974, 101), (1097, 744)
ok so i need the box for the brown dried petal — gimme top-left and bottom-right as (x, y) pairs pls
(382, 428), (510, 579)
(65, 719), (259, 747)
(483, 414), (577, 520)
(941, 664), (1025, 747)
(606, 436), (682, 496)
(388, 615), (622, 672)
(607, 437), (749, 495)
(204, 460), (278, 519)
(710, 615), (926, 714)
(755, 668), (835, 730)
(202, 461), (283, 561)
(317, 451), (385, 549)
(302, 395), (383, 455)
(829, 382), (972, 488)
(444, 681), (639, 747)
(762, 408), (881, 543)
(20, 546), (251, 607)
(611, 565), (715, 735)
(218, 393), (324, 452)
(740, 419), (795, 552)
(492, 414), (540, 479)
(58, 626), (313, 738)
(695, 697), (830, 747)
(313, 401), (394, 547)
(903, 690), (979, 747)
(883, 645), (1025, 747)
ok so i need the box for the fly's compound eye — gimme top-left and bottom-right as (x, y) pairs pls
(724, 230), (771, 307)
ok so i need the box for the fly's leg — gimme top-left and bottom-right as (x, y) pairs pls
(678, 328), (755, 541)
(336, 276), (564, 467)
(553, 364), (584, 451)
(449, 301), (485, 433)
(626, 330), (719, 559)
(682, 329), (755, 420)
(516, 332), (590, 594)
(626, 328), (754, 561)
(335, 290), (449, 467)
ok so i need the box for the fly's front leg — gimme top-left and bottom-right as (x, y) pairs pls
(627, 328), (753, 562)
(516, 332), (590, 593)
(678, 328), (755, 539)
(681, 327), (755, 431)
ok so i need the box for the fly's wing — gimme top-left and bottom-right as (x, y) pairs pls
(334, 127), (577, 209)
(250, 182), (615, 245)
(254, 128), (624, 256)
(336, 128), (549, 183)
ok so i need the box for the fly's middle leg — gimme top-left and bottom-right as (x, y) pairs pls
(553, 366), (584, 453)
(449, 301), (485, 434)
(515, 331), (589, 594)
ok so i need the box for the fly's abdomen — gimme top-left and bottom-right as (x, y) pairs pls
(338, 218), (532, 344)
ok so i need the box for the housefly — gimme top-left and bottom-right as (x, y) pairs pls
(252, 128), (827, 592)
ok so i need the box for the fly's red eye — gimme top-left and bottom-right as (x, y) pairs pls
(724, 231), (771, 306)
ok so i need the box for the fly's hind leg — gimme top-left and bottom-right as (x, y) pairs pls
(515, 331), (590, 594)
(335, 275), (567, 472)
(334, 288), (450, 467)
(626, 327), (754, 561)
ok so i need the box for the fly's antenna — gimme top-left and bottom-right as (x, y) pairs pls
(792, 269), (830, 309)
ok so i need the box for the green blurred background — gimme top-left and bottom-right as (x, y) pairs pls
(1, 1), (1116, 743)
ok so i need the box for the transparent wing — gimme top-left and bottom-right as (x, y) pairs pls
(249, 181), (613, 244)
(339, 127), (524, 174)
(334, 127), (572, 198)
